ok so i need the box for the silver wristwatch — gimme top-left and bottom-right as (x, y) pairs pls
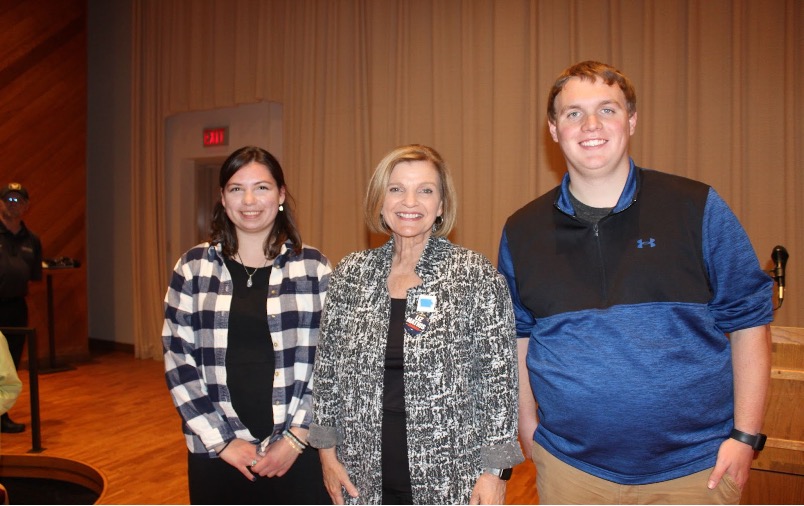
(485, 467), (513, 481)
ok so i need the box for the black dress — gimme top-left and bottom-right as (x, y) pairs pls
(187, 259), (330, 505)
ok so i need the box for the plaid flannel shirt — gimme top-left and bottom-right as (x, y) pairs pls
(163, 241), (331, 456)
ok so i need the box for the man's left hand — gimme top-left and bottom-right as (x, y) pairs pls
(707, 437), (755, 490)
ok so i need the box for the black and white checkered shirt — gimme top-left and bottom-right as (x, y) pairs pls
(163, 241), (330, 456)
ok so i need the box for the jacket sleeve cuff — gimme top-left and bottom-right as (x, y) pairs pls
(480, 442), (525, 469)
(307, 423), (343, 449)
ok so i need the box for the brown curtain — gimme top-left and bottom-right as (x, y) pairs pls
(131, 0), (803, 358)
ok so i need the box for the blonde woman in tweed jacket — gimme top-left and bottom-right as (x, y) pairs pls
(309, 145), (523, 505)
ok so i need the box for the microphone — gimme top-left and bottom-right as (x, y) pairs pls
(771, 245), (789, 303)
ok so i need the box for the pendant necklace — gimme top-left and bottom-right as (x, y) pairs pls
(236, 252), (269, 288)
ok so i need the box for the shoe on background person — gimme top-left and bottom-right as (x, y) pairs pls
(0, 413), (24, 433)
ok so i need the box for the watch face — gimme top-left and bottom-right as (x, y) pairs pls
(500, 468), (513, 480)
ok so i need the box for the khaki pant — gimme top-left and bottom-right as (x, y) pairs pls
(532, 443), (741, 504)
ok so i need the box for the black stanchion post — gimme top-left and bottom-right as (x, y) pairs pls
(25, 327), (43, 452)
(0, 327), (43, 452)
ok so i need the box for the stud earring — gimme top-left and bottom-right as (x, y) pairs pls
(279, 204), (284, 212)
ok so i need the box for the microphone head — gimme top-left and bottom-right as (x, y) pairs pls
(772, 245), (789, 268)
(771, 245), (789, 297)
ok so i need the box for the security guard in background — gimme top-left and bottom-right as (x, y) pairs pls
(0, 182), (42, 433)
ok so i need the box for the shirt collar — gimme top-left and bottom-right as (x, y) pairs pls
(555, 158), (639, 216)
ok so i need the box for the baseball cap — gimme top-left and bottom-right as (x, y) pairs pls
(0, 182), (29, 200)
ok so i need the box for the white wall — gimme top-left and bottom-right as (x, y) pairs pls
(87, 0), (134, 345)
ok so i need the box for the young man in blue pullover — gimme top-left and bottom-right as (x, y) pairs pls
(498, 61), (773, 504)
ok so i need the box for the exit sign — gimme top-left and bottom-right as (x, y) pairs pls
(203, 127), (229, 147)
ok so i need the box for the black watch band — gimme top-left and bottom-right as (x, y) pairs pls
(730, 428), (767, 451)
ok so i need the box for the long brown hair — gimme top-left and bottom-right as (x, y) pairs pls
(210, 146), (302, 259)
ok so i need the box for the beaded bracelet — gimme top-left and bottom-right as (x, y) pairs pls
(282, 431), (304, 454)
(283, 429), (308, 448)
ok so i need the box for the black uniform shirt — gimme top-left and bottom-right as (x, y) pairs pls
(0, 221), (42, 298)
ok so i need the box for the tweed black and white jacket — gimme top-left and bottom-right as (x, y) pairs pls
(310, 236), (523, 504)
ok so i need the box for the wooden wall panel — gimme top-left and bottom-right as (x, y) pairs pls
(0, 0), (88, 365)
(741, 327), (804, 504)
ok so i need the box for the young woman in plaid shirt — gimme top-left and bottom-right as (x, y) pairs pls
(163, 146), (332, 504)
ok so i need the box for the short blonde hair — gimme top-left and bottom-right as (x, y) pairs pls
(364, 144), (457, 237)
